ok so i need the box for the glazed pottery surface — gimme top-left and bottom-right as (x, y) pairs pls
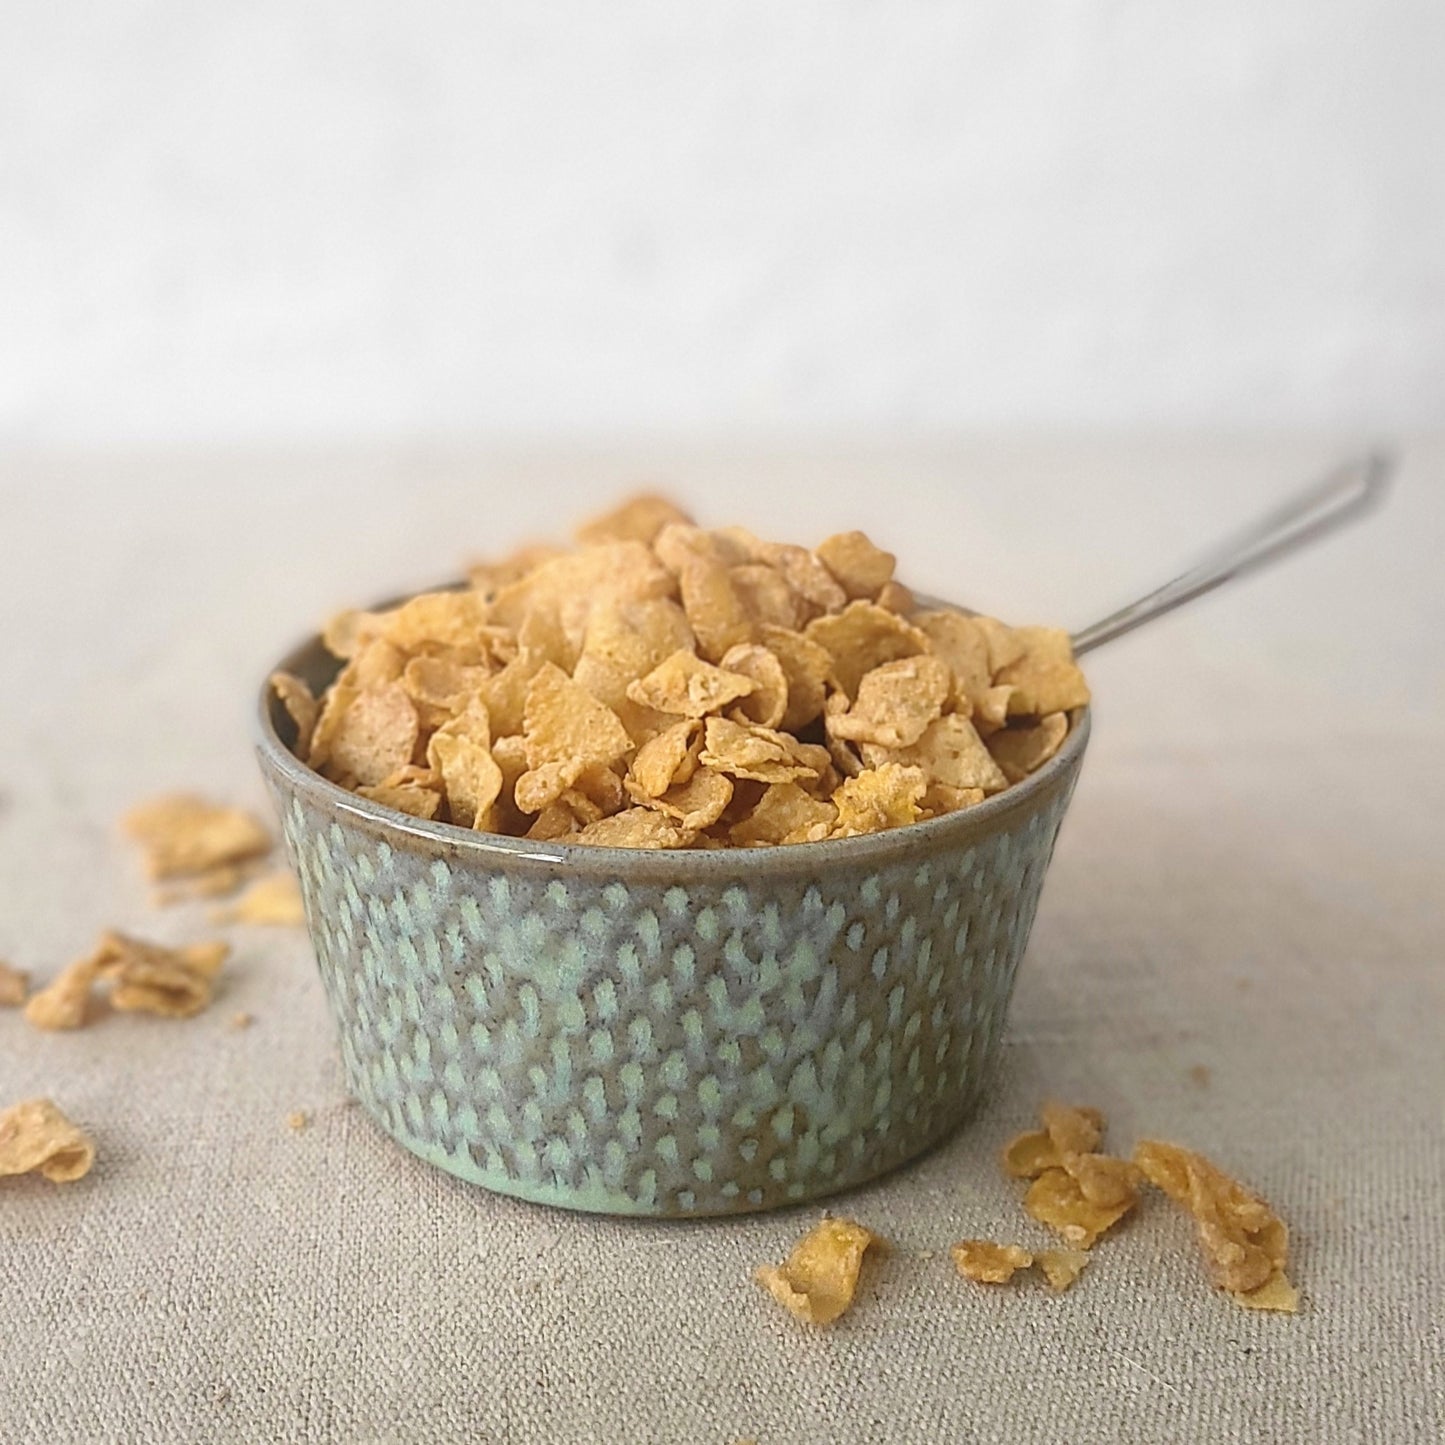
(256, 634), (1088, 1216)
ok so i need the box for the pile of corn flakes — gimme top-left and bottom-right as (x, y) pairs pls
(274, 495), (1089, 847)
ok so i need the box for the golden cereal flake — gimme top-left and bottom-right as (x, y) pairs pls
(401, 654), (492, 731)
(756, 541), (847, 616)
(626, 649), (757, 719)
(1039, 1100), (1105, 1156)
(209, 871), (305, 927)
(355, 780), (443, 820)
(93, 932), (229, 1019)
(728, 782), (838, 847)
(428, 702), (505, 828)
(0, 1099), (95, 1183)
(866, 714), (1008, 795)
(122, 794), (272, 881)
(914, 610), (993, 711)
(0, 962), (30, 1008)
(995, 627), (1091, 716)
(875, 580), (916, 614)
(286, 1110), (311, 1133)
(987, 713), (1070, 783)
(804, 601), (929, 700)
(972, 615), (1028, 673)
(269, 671), (320, 756)
(572, 808), (696, 850)
(829, 764), (927, 837)
(325, 681), (421, 788)
(758, 625), (833, 734)
(1036, 1249), (1091, 1293)
(377, 591), (493, 654)
(699, 718), (820, 786)
(815, 531), (896, 601)
(23, 951), (104, 1031)
(628, 719), (702, 798)
(755, 1217), (885, 1326)
(1001, 1128), (1063, 1180)
(950, 1240), (1034, 1285)
(1135, 1139), (1294, 1307)
(630, 767), (734, 832)
(827, 655), (952, 749)
(728, 564), (801, 629)
(1024, 1167), (1136, 1249)
(719, 643), (789, 730)
(523, 663), (632, 773)
(575, 493), (694, 546)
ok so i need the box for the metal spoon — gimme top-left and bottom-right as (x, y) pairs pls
(1069, 450), (1396, 656)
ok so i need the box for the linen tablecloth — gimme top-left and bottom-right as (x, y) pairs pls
(2, 440), (1441, 1444)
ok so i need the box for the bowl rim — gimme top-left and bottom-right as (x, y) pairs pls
(255, 618), (1090, 877)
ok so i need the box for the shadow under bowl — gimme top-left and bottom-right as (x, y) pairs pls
(255, 632), (1089, 1217)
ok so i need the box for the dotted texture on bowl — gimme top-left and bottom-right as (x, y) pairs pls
(274, 790), (1074, 1217)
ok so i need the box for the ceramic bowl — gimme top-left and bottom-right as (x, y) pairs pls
(255, 630), (1089, 1217)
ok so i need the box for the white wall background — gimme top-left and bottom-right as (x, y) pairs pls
(2, 1), (1441, 445)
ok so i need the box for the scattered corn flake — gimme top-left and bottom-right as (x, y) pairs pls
(626, 649), (756, 719)
(995, 627), (1091, 716)
(719, 643), (789, 729)
(151, 862), (259, 906)
(950, 1240), (1034, 1285)
(1024, 1167), (1136, 1249)
(122, 794), (272, 881)
(23, 952), (104, 1031)
(229, 1011), (254, 1031)
(1036, 1249), (1091, 1293)
(1234, 1273), (1300, 1313)
(804, 601), (928, 699)
(0, 962), (30, 1008)
(815, 531), (896, 601)
(699, 718), (820, 785)
(286, 1110), (310, 1132)
(1135, 1139), (1293, 1304)
(628, 719), (701, 798)
(830, 764), (927, 837)
(575, 492), (693, 546)
(269, 672), (320, 755)
(755, 1217), (885, 1326)
(827, 656), (952, 749)
(1001, 1129), (1062, 1180)
(209, 871), (305, 927)
(0, 1099), (95, 1183)
(572, 808), (696, 850)
(94, 932), (229, 1019)
(1039, 1100), (1105, 1156)
(728, 564), (800, 630)
(728, 782), (837, 847)
(988, 713), (1070, 783)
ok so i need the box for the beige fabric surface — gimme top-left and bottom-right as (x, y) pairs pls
(2, 441), (1441, 1444)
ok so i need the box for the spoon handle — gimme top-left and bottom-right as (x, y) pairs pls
(1069, 450), (1396, 657)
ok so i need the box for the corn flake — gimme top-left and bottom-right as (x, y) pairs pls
(804, 601), (929, 699)
(988, 713), (1070, 783)
(325, 681), (421, 787)
(1135, 1139), (1294, 1307)
(995, 627), (1091, 716)
(626, 649), (756, 719)
(830, 764), (926, 837)
(0, 962), (30, 1007)
(728, 782), (838, 847)
(632, 767), (734, 831)
(23, 951), (104, 1031)
(209, 871), (305, 926)
(572, 808), (696, 850)
(94, 931), (229, 1019)
(758, 625), (832, 734)
(815, 531), (896, 601)
(867, 714), (1009, 795)
(827, 656), (951, 749)
(699, 718), (820, 785)
(728, 564), (800, 629)
(719, 644), (789, 730)
(1037, 1249), (1091, 1293)
(269, 672), (320, 755)
(0, 1099), (95, 1183)
(972, 615), (1028, 673)
(576, 493), (693, 546)
(1024, 1167), (1136, 1249)
(123, 795), (271, 881)
(755, 1217), (885, 1326)
(950, 1240), (1034, 1284)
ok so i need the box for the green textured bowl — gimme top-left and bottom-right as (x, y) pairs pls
(255, 632), (1088, 1217)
